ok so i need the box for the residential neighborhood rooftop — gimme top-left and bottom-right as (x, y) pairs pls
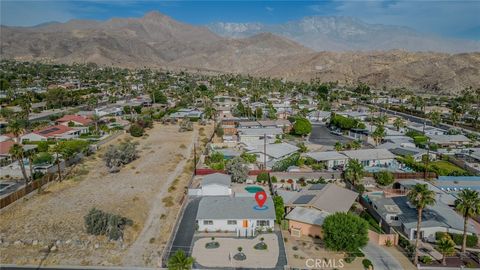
(196, 196), (275, 220)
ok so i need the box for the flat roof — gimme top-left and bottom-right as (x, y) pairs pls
(286, 207), (329, 226)
(196, 196), (276, 220)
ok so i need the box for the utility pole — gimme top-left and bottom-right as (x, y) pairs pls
(193, 143), (197, 176)
(424, 139), (430, 180)
(263, 133), (267, 171)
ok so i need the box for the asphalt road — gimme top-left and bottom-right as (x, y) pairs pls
(308, 124), (352, 146)
(363, 242), (403, 270)
(169, 197), (201, 257)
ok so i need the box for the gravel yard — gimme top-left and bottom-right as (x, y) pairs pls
(0, 123), (213, 267)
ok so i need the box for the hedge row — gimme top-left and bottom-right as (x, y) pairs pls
(435, 232), (478, 248)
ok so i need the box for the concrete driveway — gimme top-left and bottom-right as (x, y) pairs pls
(362, 242), (403, 270)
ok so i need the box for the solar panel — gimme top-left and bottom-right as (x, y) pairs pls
(293, 195), (315, 204)
(39, 127), (60, 135)
(309, 184), (326, 190)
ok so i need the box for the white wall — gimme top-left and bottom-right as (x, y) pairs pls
(201, 184), (232, 196)
(21, 133), (46, 143)
(197, 218), (274, 233)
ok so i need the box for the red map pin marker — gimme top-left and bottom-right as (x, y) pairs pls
(255, 191), (267, 208)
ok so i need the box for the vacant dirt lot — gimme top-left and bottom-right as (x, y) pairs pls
(0, 122), (213, 267)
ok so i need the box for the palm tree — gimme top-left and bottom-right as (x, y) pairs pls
(6, 118), (25, 143)
(437, 235), (456, 266)
(407, 183), (436, 265)
(454, 189), (480, 254)
(393, 117), (405, 131)
(167, 249), (194, 270)
(90, 114), (101, 135)
(344, 159), (364, 188)
(9, 144), (29, 184)
(372, 125), (386, 146)
(428, 111), (442, 127)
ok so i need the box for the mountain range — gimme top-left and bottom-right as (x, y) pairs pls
(1, 11), (479, 93)
(207, 16), (480, 53)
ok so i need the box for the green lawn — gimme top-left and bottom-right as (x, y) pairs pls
(430, 160), (466, 176)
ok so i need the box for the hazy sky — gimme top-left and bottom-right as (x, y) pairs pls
(1, 0), (479, 40)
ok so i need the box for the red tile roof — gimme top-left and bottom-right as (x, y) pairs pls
(33, 125), (74, 138)
(0, 141), (15, 155)
(56, 115), (92, 126)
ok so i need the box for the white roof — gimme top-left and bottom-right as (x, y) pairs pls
(428, 134), (471, 144)
(249, 143), (299, 159)
(341, 148), (396, 161)
(238, 127), (283, 136)
(305, 151), (347, 161)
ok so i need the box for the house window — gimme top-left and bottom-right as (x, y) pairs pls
(390, 216), (398, 221)
(203, 220), (213, 225)
(256, 220), (270, 227)
(227, 220), (237, 225)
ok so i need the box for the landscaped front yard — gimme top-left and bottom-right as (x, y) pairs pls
(283, 231), (364, 270)
(191, 234), (279, 268)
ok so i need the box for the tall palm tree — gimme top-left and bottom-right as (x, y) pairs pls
(344, 159), (364, 188)
(9, 144), (29, 184)
(437, 235), (456, 266)
(167, 249), (194, 270)
(454, 189), (480, 254)
(393, 117), (405, 131)
(407, 183), (436, 265)
(372, 125), (386, 146)
(6, 118), (25, 143)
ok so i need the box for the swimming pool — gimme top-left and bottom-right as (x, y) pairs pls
(245, 186), (264, 193)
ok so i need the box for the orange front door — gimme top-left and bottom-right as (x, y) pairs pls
(243, 220), (248, 228)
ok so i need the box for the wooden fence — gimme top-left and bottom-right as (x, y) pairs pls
(194, 168), (270, 176)
(0, 173), (56, 209)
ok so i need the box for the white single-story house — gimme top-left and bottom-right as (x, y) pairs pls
(170, 108), (203, 119)
(428, 134), (471, 148)
(20, 125), (87, 143)
(188, 173), (232, 196)
(196, 196), (276, 237)
(304, 151), (348, 170)
(341, 149), (396, 167)
(406, 123), (446, 136)
(248, 142), (299, 168)
(237, 127), (283, 146)
(307, 111), (331, 122)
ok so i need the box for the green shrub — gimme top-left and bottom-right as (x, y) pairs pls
(374, 171), (394, 186)
(84, 208), (133, 240)
(33, 152), (54, 165)
(435, 232), (478, 248)
(256, 172), (269, 183)
(362, 259), (373, 269)
(420, 255), (433, 264)
(344, 256), (355, 263)
(129, 124), (144, 137)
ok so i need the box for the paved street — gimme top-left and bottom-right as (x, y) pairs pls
(308, 124), (352, 146)
(363, 242), (403, 270)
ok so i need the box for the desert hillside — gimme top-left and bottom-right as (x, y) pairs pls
(1, 11), (479, 93)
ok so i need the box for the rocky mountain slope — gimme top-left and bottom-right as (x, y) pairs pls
(1, 11), (479, 93)
(208, 16), (480, 53)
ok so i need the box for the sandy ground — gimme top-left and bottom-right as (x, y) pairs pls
(192, 234), (279, 268)
(0, 122), (213, 267)
(283, 232), (364, 270)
